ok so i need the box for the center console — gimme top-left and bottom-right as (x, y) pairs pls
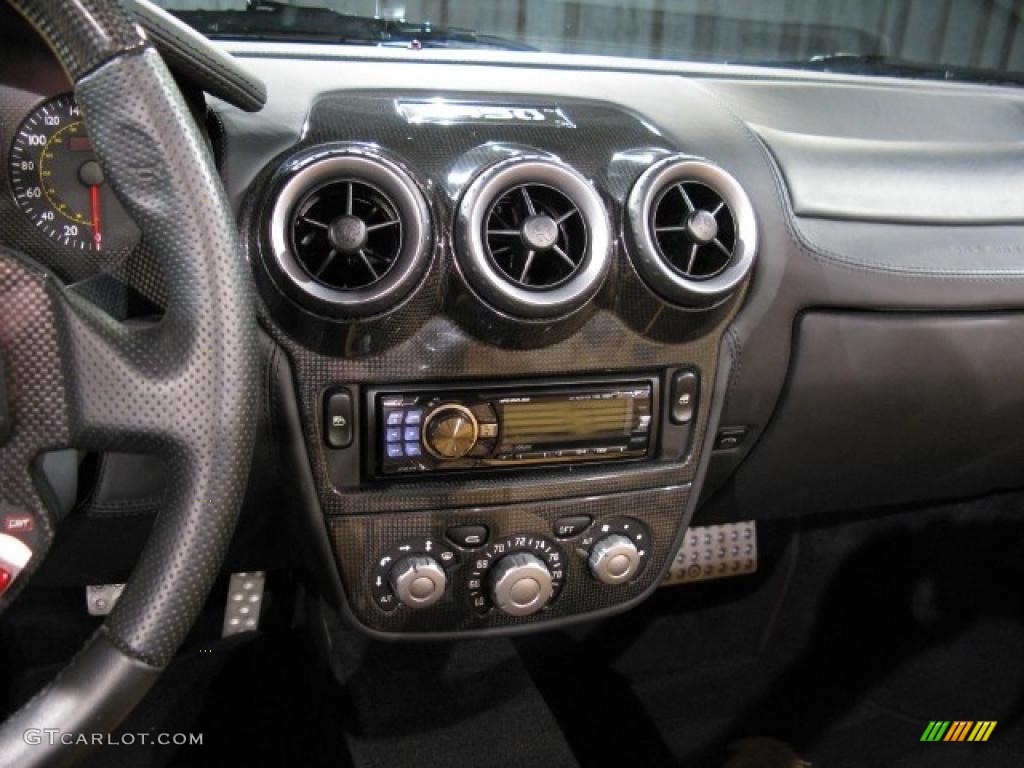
(240, 91), (755, 637)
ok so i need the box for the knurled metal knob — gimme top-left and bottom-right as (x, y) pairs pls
(588, 534), (640, 585)
(389, 555), (446, 608)
(488, 552), (553, 616)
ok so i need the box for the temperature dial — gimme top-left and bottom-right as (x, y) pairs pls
(467, 534), (565, 615)
(489, 552), (553, 616)
(423, 404), (479, 459)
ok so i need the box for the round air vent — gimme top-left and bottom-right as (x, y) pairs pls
(267, 151), (430, 317)
(627, 156), (756, 307)
(484, 184), (587, 288)
(456, 158), (611, 319)
(291, 179), (403, 290)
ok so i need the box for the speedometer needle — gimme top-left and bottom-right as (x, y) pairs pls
(89, 184), (102, 251)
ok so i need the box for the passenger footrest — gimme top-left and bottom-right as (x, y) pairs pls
(662, 521), (757, 585)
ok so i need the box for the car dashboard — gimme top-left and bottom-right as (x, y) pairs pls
(4, 5), (1024, 641)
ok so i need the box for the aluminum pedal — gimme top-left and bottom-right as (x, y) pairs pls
(663, 521), (757, 586)
(222, 571), (266, 637)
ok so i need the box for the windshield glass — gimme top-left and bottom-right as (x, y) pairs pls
(154, 1), (1024, 85)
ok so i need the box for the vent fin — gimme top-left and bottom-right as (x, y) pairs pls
(484, 184), (587, 289)
(651, 182), (736, 280)
(290, 180), (403, 291)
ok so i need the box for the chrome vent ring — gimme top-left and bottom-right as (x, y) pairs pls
(627, 156), (756, 307)
(457, 158), (611, 319)
(267, 150), (431, 318)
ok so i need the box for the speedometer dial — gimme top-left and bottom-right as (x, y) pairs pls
(8, 93), (137, 252)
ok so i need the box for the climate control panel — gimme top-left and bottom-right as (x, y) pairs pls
(325, 485), (685, 635)
(365, 517), (653, 624)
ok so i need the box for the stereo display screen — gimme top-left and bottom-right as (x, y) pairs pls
(496, 390), (641, 451)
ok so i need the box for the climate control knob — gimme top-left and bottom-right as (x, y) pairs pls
(588, 534), (641, 585)
(389, 555), (447, 609)
(423, 404), (479, 459)
(488, 552), (554, 616)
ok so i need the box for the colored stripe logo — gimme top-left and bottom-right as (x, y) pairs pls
(921, 721), (996, 742)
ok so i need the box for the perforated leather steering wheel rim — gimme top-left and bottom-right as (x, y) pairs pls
(0, 1), (257, 765)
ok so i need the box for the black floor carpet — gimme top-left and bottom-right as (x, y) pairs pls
(514, 492), (1024, 767)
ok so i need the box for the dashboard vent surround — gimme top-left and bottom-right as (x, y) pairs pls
(266, 150), (431, 318)
(457, 158), (611, 319)
(627, 156), (756, 308)
(484, 184), (587, 289)
(291, 180), (403, 291)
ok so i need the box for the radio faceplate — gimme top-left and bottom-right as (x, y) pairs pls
(366, 376), (660, 478)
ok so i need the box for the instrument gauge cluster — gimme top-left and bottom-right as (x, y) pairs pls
(8, 93), (139, 253)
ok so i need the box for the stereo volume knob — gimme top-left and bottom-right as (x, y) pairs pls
(389, 555), (446, 608)
(589, 534), (641, 585)
(423, 404), (479, 459)
(488, 552), (553, 616)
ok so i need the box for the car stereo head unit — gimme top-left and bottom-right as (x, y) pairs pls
(368, 377), (658, 477)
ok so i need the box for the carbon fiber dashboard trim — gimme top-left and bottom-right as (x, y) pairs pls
(242, 93), (738, 353)
(234, 91), (749, 633)
(240, 92), (745, 518)
(272, 307), (731, 515)
(327, 485), (688, 633)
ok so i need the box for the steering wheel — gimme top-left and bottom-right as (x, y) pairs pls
(0, 1), (256, 765)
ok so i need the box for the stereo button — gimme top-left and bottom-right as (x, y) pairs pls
(470, 403), (498, 422)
